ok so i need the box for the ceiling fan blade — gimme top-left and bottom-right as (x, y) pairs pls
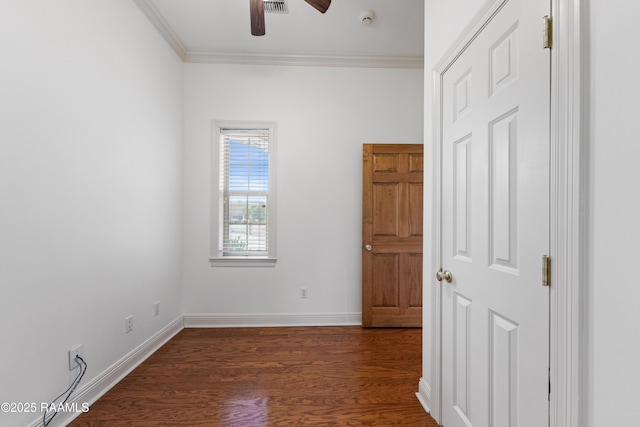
(250, 0), (265, 36)
(304, 0), (331, 14)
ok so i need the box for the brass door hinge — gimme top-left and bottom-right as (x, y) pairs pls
(543, 16), (553, 49)
(542, 255), (551, 287)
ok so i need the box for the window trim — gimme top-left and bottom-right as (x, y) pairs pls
(209, 120), (277, 267)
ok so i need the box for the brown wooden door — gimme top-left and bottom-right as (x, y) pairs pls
(362, 144), (423, 327)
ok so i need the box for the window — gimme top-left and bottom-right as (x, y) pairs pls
(210, 121), (276, 266)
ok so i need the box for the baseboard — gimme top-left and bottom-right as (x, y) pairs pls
(416, 377), (432, 414)
(29, 316), (184, 427)
(184, 312), (362, 328)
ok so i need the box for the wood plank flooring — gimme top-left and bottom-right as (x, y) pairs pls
(70, 326), (438, 427)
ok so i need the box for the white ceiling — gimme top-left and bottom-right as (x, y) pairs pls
(134, 0), (424, 68)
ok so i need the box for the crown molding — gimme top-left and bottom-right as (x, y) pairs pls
(185, 49), (424, 69)
(134, 0), (423, 69)
(133, 0), (187, 60)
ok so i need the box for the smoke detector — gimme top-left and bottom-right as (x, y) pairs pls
(359, 10), (375, 26)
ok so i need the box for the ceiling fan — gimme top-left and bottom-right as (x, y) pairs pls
(250, 0), (331, 36)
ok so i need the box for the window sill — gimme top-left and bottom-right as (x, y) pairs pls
(209, 257), (277, 268)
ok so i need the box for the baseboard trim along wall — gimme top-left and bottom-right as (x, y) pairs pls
(415, 377), (432, 414)
(28, 316), (184, 427)
(184, 312), (362, 328)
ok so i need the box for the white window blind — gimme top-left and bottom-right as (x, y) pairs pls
(219, 128), (270, 257)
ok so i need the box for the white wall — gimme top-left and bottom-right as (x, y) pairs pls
(182, 63), (423, 322)
(0, 1), (183, 426)
(423, 0), (640, 425)
(589, 0), (640, 425)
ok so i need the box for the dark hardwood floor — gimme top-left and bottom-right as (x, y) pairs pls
(70, 326), (438, 427)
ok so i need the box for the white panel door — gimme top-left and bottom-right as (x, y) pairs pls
(440, 0), (550, 426)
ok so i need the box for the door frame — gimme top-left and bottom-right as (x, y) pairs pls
(419, 0), (588, 426)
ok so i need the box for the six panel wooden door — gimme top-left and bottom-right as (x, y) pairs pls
(362, 144), (423, 327)
(440, 0), (551, 425)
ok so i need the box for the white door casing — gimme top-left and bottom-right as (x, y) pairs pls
(439, 0), (551, 426)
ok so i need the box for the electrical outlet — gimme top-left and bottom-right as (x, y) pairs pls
(125, 315), (133, 333)
(301, 288), (308, 299)
(153, 301), (160, 317)
(69, 345), (83, 370)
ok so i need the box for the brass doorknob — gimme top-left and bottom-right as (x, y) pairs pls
(436, 268), (453, 283)
(442, 270), (453, 283)
(364, 244), (372, 252)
